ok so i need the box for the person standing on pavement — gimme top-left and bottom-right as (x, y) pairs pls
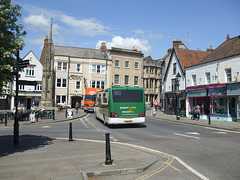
(195, 104), (201, 120)
(154, 100), (158, 111)
(75, 100), (80, 113)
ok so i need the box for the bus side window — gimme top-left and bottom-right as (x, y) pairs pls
(97, 94), (101, 106)
(102, 93), (108, 104)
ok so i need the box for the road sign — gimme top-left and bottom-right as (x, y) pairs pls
(18, 59), (29, 68)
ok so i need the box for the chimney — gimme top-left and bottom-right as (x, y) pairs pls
(173, 39), (182, 48)
(133, 46), (137, 51)
(167, 48), (173, 54)
(100, 42), (106, 51)
(44, 36), (48, 46)
(207, 44), (214, 51)
(226, 34), (230, 40)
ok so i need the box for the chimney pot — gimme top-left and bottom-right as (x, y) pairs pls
(226, 34), (230, 40)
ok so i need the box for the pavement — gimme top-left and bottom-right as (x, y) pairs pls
(0, 108), (240, 180)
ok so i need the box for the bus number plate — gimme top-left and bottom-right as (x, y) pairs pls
(124, 121), (133, 123)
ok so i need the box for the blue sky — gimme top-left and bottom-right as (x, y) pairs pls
(13, 0), (240, 60)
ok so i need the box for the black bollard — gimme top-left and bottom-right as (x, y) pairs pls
(69, 122), (73, 141)
(5, 114), (7, 126)
(52, 109), (55, 120)
(105, 132), (113, 165)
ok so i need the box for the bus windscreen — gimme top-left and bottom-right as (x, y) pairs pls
(85, 95), (96, 102)
(112, 90), (143, 102)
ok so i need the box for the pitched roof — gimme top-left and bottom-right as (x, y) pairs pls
(199, 35), (240, 64)
(175, 48), (210, 70)
(54, 45), (109, 60)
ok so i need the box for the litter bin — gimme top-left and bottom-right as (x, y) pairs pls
(67, 108), (73, 119)
(29, 113), (36, 123)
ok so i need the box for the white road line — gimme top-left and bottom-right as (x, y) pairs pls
(41, 126), (51, 128)
(213, 132), (228, 134)
(80, 118), (89, 128)
(185, 132), (200, 135)
(174, 133), (200, 139)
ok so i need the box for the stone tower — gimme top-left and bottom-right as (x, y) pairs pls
(39, 23), (55, 108)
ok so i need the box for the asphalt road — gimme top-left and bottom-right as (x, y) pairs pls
(1, 113), (239, 180)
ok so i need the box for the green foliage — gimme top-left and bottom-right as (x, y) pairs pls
(0, 0), (26, 95)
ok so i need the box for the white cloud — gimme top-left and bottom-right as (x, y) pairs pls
(60, 15), (109, 36)
(23, 14), (50, 31)
(96, 36), (151, 53)
(23, 5), (109, 37)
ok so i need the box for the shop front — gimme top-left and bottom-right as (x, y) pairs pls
(165, 91), (185, 116)
(227, 83), (240, 122)
(187, 84), (238, 122)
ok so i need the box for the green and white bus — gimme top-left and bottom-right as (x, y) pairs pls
(94, 87), (145, 125)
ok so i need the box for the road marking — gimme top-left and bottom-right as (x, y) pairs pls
(174, 133), (200, 139)
(213, 132), (228, 134)
(185, 132), (200, 135)
(80, 118), (89, 128)
(55, 137), (209, 180)
(41, 126), (51, 128)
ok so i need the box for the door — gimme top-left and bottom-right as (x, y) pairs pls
(27, 98), (31, 110)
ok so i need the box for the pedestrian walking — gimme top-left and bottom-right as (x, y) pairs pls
(75, 101), (80, 113)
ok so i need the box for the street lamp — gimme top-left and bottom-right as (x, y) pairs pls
(175, 73), (181, 120)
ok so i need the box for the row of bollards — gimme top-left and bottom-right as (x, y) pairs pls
(68, 123), (113, 165)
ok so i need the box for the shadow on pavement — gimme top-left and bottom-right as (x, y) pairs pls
(0, 134), (54, 157)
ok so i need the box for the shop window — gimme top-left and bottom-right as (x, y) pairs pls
(229, 97), (236, 116)
(212, 97), (227, 115)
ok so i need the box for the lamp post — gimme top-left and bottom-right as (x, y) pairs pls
(175, 73), (181, 120)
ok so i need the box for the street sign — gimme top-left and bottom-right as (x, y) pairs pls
(18, 59), (29, 68)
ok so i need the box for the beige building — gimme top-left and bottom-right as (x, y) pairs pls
(109, 46), (144, 87)
(53, 45), (110, 108)
(143, 56), (162, 106)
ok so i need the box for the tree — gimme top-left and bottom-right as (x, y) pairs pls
(0, 0), (26, 95)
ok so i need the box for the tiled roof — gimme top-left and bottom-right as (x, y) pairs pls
(175, 48), (210, 70)
(54, 45), (109, 59)
(199, 35), (240, 64)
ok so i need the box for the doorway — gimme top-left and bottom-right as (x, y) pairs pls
(27, 98), (31, 110)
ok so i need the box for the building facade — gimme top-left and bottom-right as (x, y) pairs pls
(186, 35), (240, 122)
(53, 45), (110, 108)
(143, 56), (162, 106)
(11, 51), (43, 110)
(163, 39), (210, 116)
(109, 46), (144, 88)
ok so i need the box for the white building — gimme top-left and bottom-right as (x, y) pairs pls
(163, 39), (210, 116)
(11, 51), (43, 110)
(186, 35), (240, 122)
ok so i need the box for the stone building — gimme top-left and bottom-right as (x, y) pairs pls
(108, 46), (144, 88)
(143, 56), (162, 106)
